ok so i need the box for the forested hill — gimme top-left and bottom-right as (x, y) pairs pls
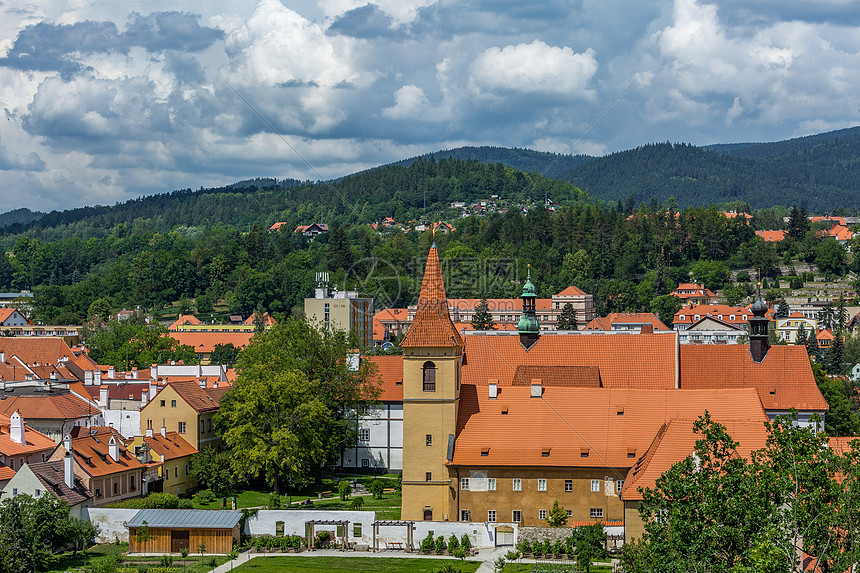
(557, 128), (860, 211)
(393, 146), (594, 178)
(5, 158), (588, 240)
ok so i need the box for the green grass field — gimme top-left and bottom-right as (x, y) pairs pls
(235, 556), (481, 572)
(44, 543), (229, 573)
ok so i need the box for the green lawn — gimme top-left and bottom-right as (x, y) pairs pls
(306, 492), (401, 519)
(45, 543), (232, 573)
(235, 556), (480, 572)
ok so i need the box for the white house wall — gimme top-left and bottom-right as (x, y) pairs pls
(83, 508), (140, 542)
(104, 409), (140, 439)
(342, 403), (403, 472)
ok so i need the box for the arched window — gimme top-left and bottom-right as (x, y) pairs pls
(423, 361), (436, 392)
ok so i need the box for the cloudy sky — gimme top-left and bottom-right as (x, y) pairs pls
(1, 0), (859, 211)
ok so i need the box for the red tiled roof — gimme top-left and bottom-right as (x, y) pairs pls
(66, 426), (145, 477)
(0, 308), (28, 325)
(622, 419), (769, 501)
(452, 386), (766, 468)
(679, 345), (828, 411)
(788, 312), (806, 318)
(674, 303), (774, 326)
(375, 308), (409, 322)
(364, 355), (403, 401)
(0, 337), (90, 381)
(0, 412), (56, 456)
(82, 383), (151, 401)
(243, 313), (276, 326)
(810, 216), (847, 226)
(0, 392), (97, 422)
(168, 380), (225, 412)
(757, 230), (786, 242)
(817, 329), (835, 341)
(144, 432), (198, 460)
(824, 225), (854, 242)
(168, 331), (254, 354)
(511, 365), (601, 387)
(0, 464), (15, 481)
(584, 313), (670, 331)
(401, 246), (463, 348)
(269, 222), (288, 231)
(169, 315), (203, 329)
(555, 286), (587, 297)
(461, 333), (678, 389)
(453, 322), (518, 332)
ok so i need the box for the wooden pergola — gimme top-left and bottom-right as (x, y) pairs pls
(372, 520), (415, 552)
(305, 519), (349, 550)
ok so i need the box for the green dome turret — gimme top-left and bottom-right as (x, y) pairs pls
(518, 265), (540, 336)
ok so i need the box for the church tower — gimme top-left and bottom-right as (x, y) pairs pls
(400, 243), (464, 521)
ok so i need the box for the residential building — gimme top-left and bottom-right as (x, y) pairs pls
(677, 315), (746, 344)
(128, 430), (198, 496)
(670, 283), (718, 306)
(373, 308), (409, 345)
(673, 303), (775, 331)
(776, 312), (818, 343)
(756, 230), (786, 242)
(3, 460), (92, 518)
(0, 308), (29, 327)
(139, 380), (226, 451)
(584, 313), (670, 332)
(304, 273), (373, 347)
(48, 427), (144, 506)
(340, 355), (403, 472)
(294, 223), (329, 237)
(168, 313), (275, 333)
(0, 411), (57, 473)
(817, 328), (835, 348)
(0, 291), (33, 309)
(168, 331), (253, 364)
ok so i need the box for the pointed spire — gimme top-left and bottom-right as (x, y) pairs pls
(402, 244), (463, 348)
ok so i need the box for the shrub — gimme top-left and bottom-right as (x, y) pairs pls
(435, 535), (446, 554)
(553, 540), (564, 555)
(350, 496), (365, 510)
(421, 532), (435, 552)
(159, 555), (173, 567)
(494, 557), (506, 573)
(518, 539), (532, 554)
(435, 564), (461, 573)
(448, 534), (459, 552)
(532, 540), (543, 556)
(369, 479), (385, 499)
(314, 531), (331, 549)
(206, 557), (217, 567)
(180, 548), (189, 558)
(338, 480), (352, 501)
(460, 534), (471, 554)
(267, 493), (282, 510)
(196, 489), (215, 505)
(452, 547), (466, 560)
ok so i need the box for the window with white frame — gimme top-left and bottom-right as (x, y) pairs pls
(539, 509), (547, 520)
(460, 509), (470, 521)
(488, 510), (496, 523)
(565, 479), (573, 492)
(512, 510), (522, 522)
(488, 478), (496, 491)
(538, 478), (547, 491)
(359, 428), (370, 442)
(461, 478), (470, 490)
(512, 478), (522, 491)
(590, 508), (603, 518)
(591, 479), (600, 492)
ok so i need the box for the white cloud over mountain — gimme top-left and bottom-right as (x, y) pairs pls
(0, 0), (859, 210)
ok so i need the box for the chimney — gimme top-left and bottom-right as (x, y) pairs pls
(50, 371), (58, 380)
(108, 436), (119, 462)
(149, 382), (156, 400)
(145, 427), (154, 438)
(199, 379), (206, 389)
(132, 368), (138, 379)
(0, 352), (5, 363)
(196, 364), (203, 377)
(530, 378), (543, 398)
(10, 411), (25, 445)
(160, 420), (166, 437)
(64, 450), (74, 490)
(213, 382), (218, 389)
(84, 370), (93, 385)
(150, 365), (157, 380)
(64, 433), (72, 453)
(99, 386), (109, 408)
(94, 371), (102, 386)
(141, 390), (148, 408)
(108, 367), (115, 379)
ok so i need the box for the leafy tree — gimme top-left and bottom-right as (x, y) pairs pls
(545, 499), (568, 527)
(650, 294), (682, 323)
(811, 360), (858, 436)
(0, 496), (35, 573)
(723, 284), (748, 306)
(573, 524), (608, 573)
(815, 238), (847, 277)
(556, 302), (578, 330)
(209, 343), (240, 367)
(84, 320), (198, 369)
(691, 260), (731, 291)
(369, 479), (385, 499)
(63, 517), (100, 557)
(195, 294), (214, 314)
(87, 297), (111, 321)
(189, 447), (234, 498)
(216, 318), (380, 492)
(338, 480), (352, 501)
(470, 298), (496, 330)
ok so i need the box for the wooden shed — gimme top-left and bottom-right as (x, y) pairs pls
(127, 509), (242, 554)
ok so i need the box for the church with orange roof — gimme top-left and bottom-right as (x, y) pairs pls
(399, 244), (827, 543)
